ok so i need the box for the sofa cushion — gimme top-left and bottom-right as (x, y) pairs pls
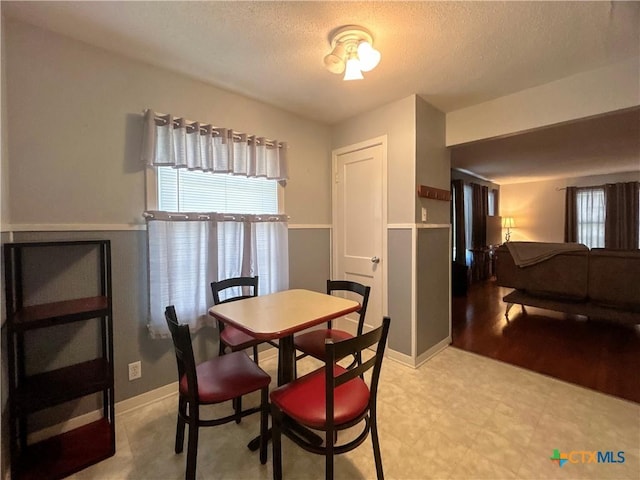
(588, 249), (640, 312)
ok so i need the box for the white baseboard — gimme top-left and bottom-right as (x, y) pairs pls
(415, 336), (451, 368)
(115, 382), (178, 417)
(385, 337), (451, 369)
(385, 347), (416, 367)
(28, 382), (178, 444)
(28, 348), (280, 445)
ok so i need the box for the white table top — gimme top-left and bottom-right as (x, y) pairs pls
(208, 289), (360, 339)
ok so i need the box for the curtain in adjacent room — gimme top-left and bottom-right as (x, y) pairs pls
(451, 179), (466, 265)
(605, 181), (640, 249)
(564, 186), (577, 242)
(141, 109), (288, 180)
(145, 212), (289, 338)
(470, 183), (489, 281)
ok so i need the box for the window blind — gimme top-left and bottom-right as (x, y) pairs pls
(158, 167), (278, 214)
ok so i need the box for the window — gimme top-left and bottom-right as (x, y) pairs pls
(488, 189), (496, 216)
(576, 187), (605, 248)
(141, 109), (289, 336)
(156, 167), (280, 213)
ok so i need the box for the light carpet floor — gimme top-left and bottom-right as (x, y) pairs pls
(69, 347), (639, 480)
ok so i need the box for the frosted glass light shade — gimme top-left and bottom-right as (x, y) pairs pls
(357, 41), (381, 72)
(323, 43), (346, 74)
(344, 57), (364, 80)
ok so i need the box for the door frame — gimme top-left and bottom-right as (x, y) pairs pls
(331, 135), (388, 327)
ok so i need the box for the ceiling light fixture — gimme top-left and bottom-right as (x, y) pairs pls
(324, 25), (381, 81)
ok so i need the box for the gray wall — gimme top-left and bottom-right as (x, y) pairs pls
(288, 228), (331, 293)
(332, 96), (417, 355)
(416, 96), (450, 225)
(2, 18), (333, 420)
(332, 95), (416, 224)
(415, 99), (451, 355)
(4, 19), (332, 226)
(387, 229), (412, 354)
(416, 228), (451, 354)
(332, 95), (452, 360)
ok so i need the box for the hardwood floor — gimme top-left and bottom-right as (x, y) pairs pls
(451, 278), (640, 404)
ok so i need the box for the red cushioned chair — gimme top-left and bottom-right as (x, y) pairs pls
(211, 276), (278, 420)
(165, 306), (271, 480)
(271, 316), (391, 480)
(294, 280), (371, 371)
(211, 276), (264, 362)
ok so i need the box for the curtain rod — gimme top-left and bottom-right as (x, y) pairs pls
(143, 211), (289, 222)
(556, 183), (616, 191)
(148, 110), (285, 149)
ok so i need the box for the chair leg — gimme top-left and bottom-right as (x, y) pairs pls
(175, 397), (187, 453)
(259, 387), (269, 465)
(185, 406), (199, 480)
(234, 396), (242, 424)
(326, 426), (334, 480)
(253, 345), (259, 364)
(371, 413), (384, 480)
(271, 405), (283, 480)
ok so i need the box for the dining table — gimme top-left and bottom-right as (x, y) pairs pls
(208, 288), (360, 385)
(208, 288), (360, 450)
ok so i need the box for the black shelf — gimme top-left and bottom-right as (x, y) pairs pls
(15, 358), (112, 414)
(11, 296), (109, 331)
(17, 418), (115, 480)
(4, 240), (115, 480)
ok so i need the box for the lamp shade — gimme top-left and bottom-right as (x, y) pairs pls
(324, 25), (379, 80)
(323, 43), (346, 74)
(344, 57), (364, 80)
(502, 217), (515, 229)
(357, 41), (381, 72)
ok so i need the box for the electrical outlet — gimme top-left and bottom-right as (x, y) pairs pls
(128, 361), (142, 381)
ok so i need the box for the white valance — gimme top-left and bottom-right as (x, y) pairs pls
(141, 109), (288, 181)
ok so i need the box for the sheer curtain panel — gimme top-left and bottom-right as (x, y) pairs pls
(576, 187), (605, 248)
(141, 109), (288, 181)
(146, 212), (289, 338)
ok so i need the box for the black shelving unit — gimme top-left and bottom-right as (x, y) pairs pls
(4, 240), (115, 480)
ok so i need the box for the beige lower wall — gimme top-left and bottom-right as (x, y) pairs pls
(500, 171), (640, 242)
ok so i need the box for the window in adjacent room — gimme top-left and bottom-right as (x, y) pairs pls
(576, 187), (605, 248)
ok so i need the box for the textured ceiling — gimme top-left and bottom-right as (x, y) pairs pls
(3, 1), (639, 183)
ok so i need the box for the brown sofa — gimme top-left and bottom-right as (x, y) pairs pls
(495, 242), (640, 325)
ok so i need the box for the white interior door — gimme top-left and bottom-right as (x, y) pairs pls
(332, 138), (386, 333)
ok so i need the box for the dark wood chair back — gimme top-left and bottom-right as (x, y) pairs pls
(326, 280), (371, 334)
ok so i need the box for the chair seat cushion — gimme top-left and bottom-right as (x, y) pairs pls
(270, 365), (369, 429)
(180, 351), (271, 403)
(221, 325), (262, 351)
(294, 329), (354, 360)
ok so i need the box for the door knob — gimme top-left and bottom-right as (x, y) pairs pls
(371, 256), (380, 264)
